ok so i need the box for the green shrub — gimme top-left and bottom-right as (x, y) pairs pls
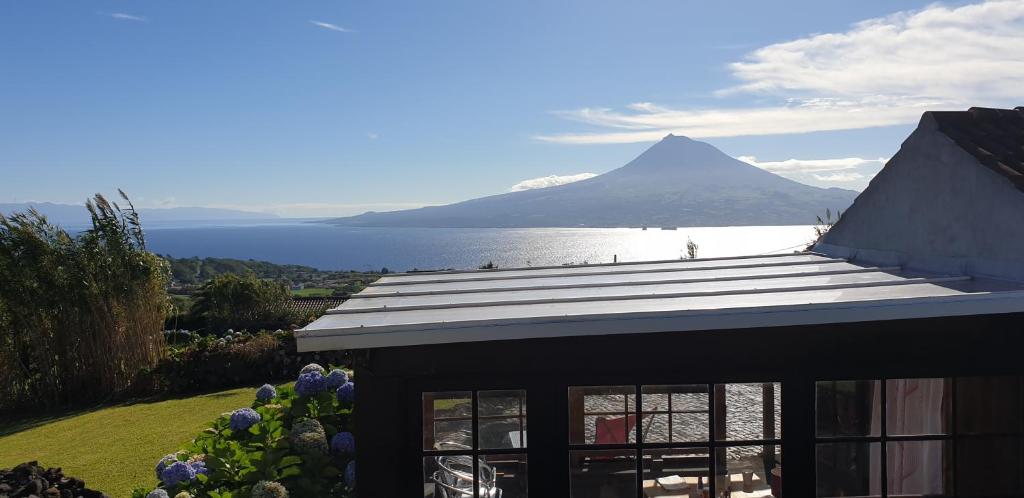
(190, 275), (299, 334)
(147, 330), (348, 394)
(0, 192), (168, 412)
(134, 365), (356, 498)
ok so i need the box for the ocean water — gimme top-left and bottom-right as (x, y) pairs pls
(142, 221), (817, 272)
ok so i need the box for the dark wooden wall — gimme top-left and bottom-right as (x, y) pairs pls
(353, 313), (1024, 498)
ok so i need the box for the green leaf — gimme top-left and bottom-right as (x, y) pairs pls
(277, 455), (302, 468)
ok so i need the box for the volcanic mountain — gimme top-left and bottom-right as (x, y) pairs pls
(328, 135), (859, 228)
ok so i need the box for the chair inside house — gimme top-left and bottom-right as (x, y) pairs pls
(569, 415), (647, 497)
(430, 441), (502, 498)
(596, 414), (640, 444)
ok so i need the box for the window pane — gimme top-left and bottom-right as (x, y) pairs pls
(714, 445), (780, 497)
(483, 454), (527, 498)
(424, 454), (474, 498)
(479, 390), (527, 450)
(716, 382), (781, 441)
(886, 378), (951, 436)
(569, 386), (636, 445)
(642, 385), (710, 443)
(479, 389), (527, 417)
(817, 380), (881, 437)
(956, 436), (1023, 497)
(886, 440), (951, 496)
(480, 417), (527, 450)
(956, 375), (1024, 435)
(569, 450), (636, 498)
(423, 391), (472, 451)
(816, 442), (881, 498)
(643, 448), (710, 497)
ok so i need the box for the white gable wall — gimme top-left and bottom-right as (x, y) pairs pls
(818, 113), (1024, 281)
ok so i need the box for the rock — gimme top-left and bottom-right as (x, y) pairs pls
(0, 463), (108, 498)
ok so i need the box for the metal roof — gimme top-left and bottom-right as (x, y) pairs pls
(296, 252), (1024, 351)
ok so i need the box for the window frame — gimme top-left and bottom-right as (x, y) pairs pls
(568, 382), (783, 498)
(813, 375), (1024, 497)
(422, 389), (528, 498)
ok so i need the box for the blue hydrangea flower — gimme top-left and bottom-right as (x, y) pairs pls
(155, 453), (178, 481)
(190, 460), (208, 476)
(345, 460), (356, 489)
(147, 490), (170, 498)
(299, 363), (325, 375)
(294, 371), (327, 397)
(325, 369), (349, 389)
(331, 431), (355, 454)
(256, 383), (277, 402)
(160, 461), (196, 487)
(336, 381), (355, 403)
(229, 407), (261, 432)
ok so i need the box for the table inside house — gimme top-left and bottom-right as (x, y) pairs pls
(641, 473), (773, 498)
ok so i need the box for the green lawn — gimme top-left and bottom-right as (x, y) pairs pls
(0, 386), (263, 498)
(291, 287), (334, 297)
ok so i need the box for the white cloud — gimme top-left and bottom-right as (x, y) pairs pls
(310, 20), (354, 33)
(538, 0), (1024, 144)
(739, 155), (886, 190)
(509, 173), (597, 192)
(725, 0), (1024, 100)
(538, 97), (940, 143)
(109, 13), (146, 22)
(738, 156), (887, 174)
(813, 172), (866, 182)
(367, 132), (379, 140)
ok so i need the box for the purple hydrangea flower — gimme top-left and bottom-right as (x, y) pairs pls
(345, 460), (356, 489)
(155, 453), (178, 481)
(147, 490), (170, 498)
(229, 407), (261, 432)
(160, 461), (196, 487)
(325, 369), (349, 389)
(295, 371), (327, 397)
(336, 381), (355, 403)
(331, 431), (355, 454)
(256, 383), (277, 402)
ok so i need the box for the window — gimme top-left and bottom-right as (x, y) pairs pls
(423, 390), (527, 498)
(815, 376), (1024, 497)
(568, 383), (781, 498)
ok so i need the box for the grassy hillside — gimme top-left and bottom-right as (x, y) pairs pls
(0, 386), (270, 498)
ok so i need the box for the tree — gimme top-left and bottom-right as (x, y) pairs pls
(190, 274), (296, 334)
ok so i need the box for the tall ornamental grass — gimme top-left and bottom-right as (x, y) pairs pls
(0, 192), (168, 411)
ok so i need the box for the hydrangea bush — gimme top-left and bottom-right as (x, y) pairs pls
(133, 364), (356, 498)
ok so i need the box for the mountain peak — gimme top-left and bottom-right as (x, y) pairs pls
(661, 133), (693, 142)
(614, 134), (733, 175)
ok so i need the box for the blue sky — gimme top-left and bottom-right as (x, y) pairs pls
(2, 0), (1022, 216)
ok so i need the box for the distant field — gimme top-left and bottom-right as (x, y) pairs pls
(291, 287), (335, 297)
(0, 386), (266, 498)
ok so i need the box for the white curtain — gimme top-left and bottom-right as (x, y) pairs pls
(870, 378), (947, 495)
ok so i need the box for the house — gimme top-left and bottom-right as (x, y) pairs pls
(297, 108), (1024, 498)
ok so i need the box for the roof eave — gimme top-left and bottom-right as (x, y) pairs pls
(295, 290), (1024, 352)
